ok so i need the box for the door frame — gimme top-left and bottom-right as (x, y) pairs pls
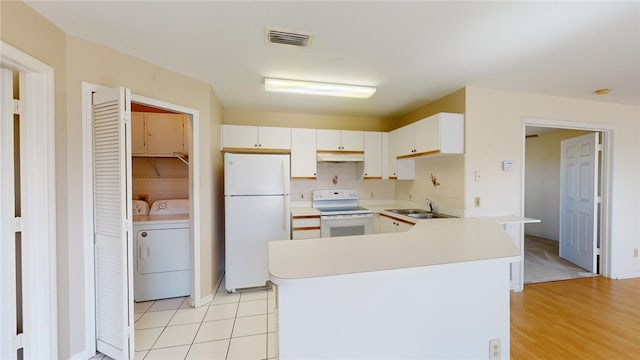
(81, 83), (202, 356)
(0, 41), (58, 358)
(521, 117), (613, 282)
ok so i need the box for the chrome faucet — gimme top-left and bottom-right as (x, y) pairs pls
(426, 198), (435, 213)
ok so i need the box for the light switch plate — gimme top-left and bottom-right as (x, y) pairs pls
(502, 160), (513, 171)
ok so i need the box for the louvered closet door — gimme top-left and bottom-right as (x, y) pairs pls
(93, 87), (134, 360)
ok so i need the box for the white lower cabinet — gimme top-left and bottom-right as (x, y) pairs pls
(291, 214), (321, 240)
(378, 213), (414, 233)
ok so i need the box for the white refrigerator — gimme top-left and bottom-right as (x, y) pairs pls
(224, 153), (290, 292)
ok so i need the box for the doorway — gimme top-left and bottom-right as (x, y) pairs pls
(81, 84), (202, 358)
(0, 42), (57, 359)
(521, 118), (613, 285)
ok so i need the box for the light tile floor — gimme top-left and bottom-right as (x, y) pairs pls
(91, 278), (277, 360)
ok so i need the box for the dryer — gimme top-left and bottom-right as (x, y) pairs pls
(133, 199), (190, 302)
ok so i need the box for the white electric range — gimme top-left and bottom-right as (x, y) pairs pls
(312, 189), (374, 238)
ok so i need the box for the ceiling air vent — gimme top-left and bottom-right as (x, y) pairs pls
(266, 28), (311, 47)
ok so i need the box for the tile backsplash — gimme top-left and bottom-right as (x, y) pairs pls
(291, 162), (395, 202)
(395, 154), (464, 213)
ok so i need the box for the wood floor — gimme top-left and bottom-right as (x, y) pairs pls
(511, 276), (640, 359)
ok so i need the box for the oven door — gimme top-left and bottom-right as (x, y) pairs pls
(320, 213), (374, 238)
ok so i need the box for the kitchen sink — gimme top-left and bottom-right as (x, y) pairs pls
(385, 209), (456, 219)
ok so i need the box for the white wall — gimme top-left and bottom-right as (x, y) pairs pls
(465, 87), (640, 278)
(524, 130), (591, 240)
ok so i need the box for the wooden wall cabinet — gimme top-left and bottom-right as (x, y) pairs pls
(132, 112), (189, 157)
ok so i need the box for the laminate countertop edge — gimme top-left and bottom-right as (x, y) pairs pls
(269, 219), (521, 281)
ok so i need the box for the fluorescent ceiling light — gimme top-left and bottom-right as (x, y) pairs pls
(264, 78), (376, 98)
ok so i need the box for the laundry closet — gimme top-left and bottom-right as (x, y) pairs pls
(130, 104), (192, 302)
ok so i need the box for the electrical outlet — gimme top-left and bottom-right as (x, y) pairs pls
(489, 339), (501, 360)
(634, 248), (638, 257)
(474, 197), (481, 207)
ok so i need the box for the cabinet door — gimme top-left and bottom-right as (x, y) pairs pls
(291, 128), (317, 178)
(145, 113), (185, 155)
(394, 123), (415, 157)
(259, 126), (291, 150)
(316, 129), (341, 151)
(221, 124), (259, 149)
(438, 113), (464, 154)
(363, 132), (382, 179)
(386, 130), (398, 179)
(414, 116), (439, 154)
(378, 215), (397, 233)
(183, 116), (191, 154)
(131, 113), (146, 155)
(396, 220), (415, 232)
(340, 130), (364, 151)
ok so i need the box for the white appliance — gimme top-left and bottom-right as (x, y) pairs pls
(313, 189), (374, 238)
(224, 153), (290, 292)
(133, 199), (190, 301)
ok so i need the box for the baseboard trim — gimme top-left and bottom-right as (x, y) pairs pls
(613, 273), (640, 280)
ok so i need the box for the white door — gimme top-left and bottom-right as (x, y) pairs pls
(93, 87), (134, 359)
(560, 133), (598, 272)
(0, 68), (18, 360)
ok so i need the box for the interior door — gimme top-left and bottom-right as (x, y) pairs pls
(0, 68), (17, 360)
(93, 87), (134, 359)
(559, 133), (598, 272)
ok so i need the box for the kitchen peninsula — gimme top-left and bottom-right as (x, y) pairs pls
(268, 219), (519, 360)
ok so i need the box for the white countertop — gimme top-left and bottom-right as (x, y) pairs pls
(269, 219), (520, 280)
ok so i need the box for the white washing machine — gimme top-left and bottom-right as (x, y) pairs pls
(133, 199), (190, 302)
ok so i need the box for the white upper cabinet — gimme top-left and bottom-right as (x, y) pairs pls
(317, 129), (364, 151)
(221, 124), (291, 151)
(363, 132), (382, 179)
(291, 128), (317, 179)
(395, 113), (464, 159)
(132, 112), (188, 156)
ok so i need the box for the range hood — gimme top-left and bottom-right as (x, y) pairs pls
(316, 152), (364, 162)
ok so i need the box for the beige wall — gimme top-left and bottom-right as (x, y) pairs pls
(65, 33), (224, 355)
(1, 1), (70, 357)
(524, 130), (591, 241)
(224, 109), (389, 132)
(393, 87), (466, 130)
(2, 2), (225, 357)
(465, 86), (640, 278)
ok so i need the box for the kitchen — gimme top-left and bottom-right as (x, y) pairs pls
(2, 2), (639, 360)
(221, 111), (533, 358)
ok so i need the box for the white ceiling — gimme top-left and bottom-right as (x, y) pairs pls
(25, 1), (640, 118)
